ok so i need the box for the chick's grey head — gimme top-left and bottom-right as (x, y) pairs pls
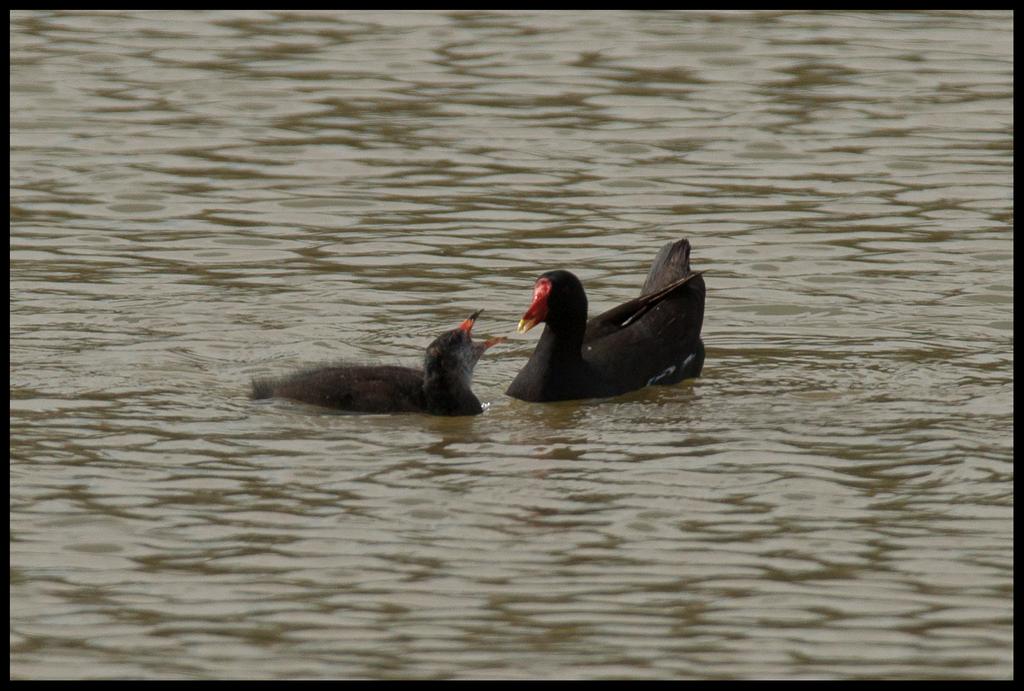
(424, 328), (482, 386)
(423, 310), (495, 388)
(421, 311), (506, 416)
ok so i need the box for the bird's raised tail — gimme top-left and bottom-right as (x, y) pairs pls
(642, 238), (694, 294)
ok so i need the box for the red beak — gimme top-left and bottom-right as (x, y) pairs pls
(517, 277), (551, 333)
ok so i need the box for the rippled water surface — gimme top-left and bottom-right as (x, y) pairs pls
(10, 10), (1012, 679)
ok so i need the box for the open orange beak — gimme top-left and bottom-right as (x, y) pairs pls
(459, 310), (506, 350)
(459, 310), (483, 334)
